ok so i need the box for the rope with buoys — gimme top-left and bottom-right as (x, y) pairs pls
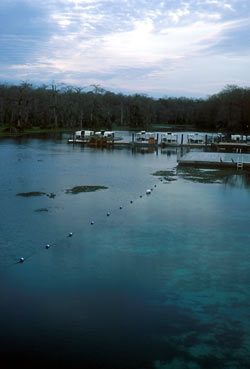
(2, 175), (167, 270)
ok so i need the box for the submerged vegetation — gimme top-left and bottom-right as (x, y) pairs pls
(34, 208), (49, 212)
(151, 169), (177, 182)
(16, 191), (56, 198)
(65, 185), (108, 194)
(151, 170), (176, 177)
(16, 187), (108, 197)
(1, 83), (250, 135)
(152, 167), (250, 187)
(16, 191), (46, 197)
(177, 167), (242, 184)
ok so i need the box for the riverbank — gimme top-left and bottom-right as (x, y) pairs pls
(0, 124), (196, 137)
(0, 125), (75, 137)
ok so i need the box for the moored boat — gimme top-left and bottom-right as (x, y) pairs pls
(68, 129), (122, 144)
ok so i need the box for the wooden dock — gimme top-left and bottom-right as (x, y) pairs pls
(178, 152), (250, 169)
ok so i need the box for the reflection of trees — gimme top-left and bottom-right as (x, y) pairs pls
(223, 173), (250, 190)
(177, 167), (250, 190)
(160, 148), (178, 156)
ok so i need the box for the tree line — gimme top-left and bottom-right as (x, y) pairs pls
(0, 82), (250, 133)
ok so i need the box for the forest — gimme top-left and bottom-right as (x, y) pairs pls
(0, 82), (250, 134)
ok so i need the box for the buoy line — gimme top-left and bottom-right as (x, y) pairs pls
(2, 176), (166, 270)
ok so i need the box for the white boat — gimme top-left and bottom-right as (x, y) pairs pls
(187, 133), (204, 144)
(68, 129), (122, 144)
(231, 134), (247, 142)
(95, 130), (115, 138)
(161, 133), (178, 145)
(75, 130), (95, 139)
(135, 131), (156, 143)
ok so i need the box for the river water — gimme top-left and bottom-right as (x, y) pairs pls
(0, 133), (250, 369)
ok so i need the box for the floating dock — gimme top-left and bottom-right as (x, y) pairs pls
(178, 152), (250, 169)
(211, 142), (250, 153)
(68, 137), (210, 148)
(68, 132), (250, 151)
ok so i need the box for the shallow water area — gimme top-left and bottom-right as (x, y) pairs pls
(0, 134), (250, 369)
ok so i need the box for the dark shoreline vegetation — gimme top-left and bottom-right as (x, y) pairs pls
(0, 83), (250, 136)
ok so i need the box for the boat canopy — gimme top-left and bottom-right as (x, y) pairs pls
(187, 133), (204, 143)
(75, 130), (95, 138)
(161, 133), (178, 143)
(231, 134), (247, 141)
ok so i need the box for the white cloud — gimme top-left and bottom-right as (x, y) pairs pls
(1, 0), (250, 96)
(167, 4), (190, 24)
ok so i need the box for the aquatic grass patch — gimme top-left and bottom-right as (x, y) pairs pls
(151, 170), (176, 177)
(177, 167), (250, 186)
(151, 169), (177, 182)
(16, 191), (56, 198)
(16, 191), (46, 197)
(65, 185), (108, 194)
(34, 208), (49, 212)
(163, 177), (177, 182)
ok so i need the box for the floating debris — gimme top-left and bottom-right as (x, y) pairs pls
(45, 244), (51, 249)
(68, 232), (73, 237)
(146, 189), (151, 195)
(90, 221), (94, 225)
(19, 257), (24, 263)
(107, 212), (110, 216)
(47, 193), (56, 198)
(65, 185), (108, 194)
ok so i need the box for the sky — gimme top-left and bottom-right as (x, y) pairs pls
(0, 0), (250, 98)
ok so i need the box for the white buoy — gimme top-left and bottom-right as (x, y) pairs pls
(45, 244), (50, 249)
(68, 232), (73, 237)
(19, 257), (24, 263)
(146, 189), (151, 195)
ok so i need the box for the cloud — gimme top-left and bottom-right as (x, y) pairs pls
(1, 0), (250, 96)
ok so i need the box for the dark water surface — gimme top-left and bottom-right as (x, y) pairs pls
(0, 134), (250, 369)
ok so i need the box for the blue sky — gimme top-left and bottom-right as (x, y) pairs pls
(1, 0), (250, 97)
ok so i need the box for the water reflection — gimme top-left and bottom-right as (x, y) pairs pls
(160, 148), (178, 156)
(1, 134), (250, 369)
(177, 166), (250, 188)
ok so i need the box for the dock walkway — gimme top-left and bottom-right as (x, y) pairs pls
(178, 152), (250, 169)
